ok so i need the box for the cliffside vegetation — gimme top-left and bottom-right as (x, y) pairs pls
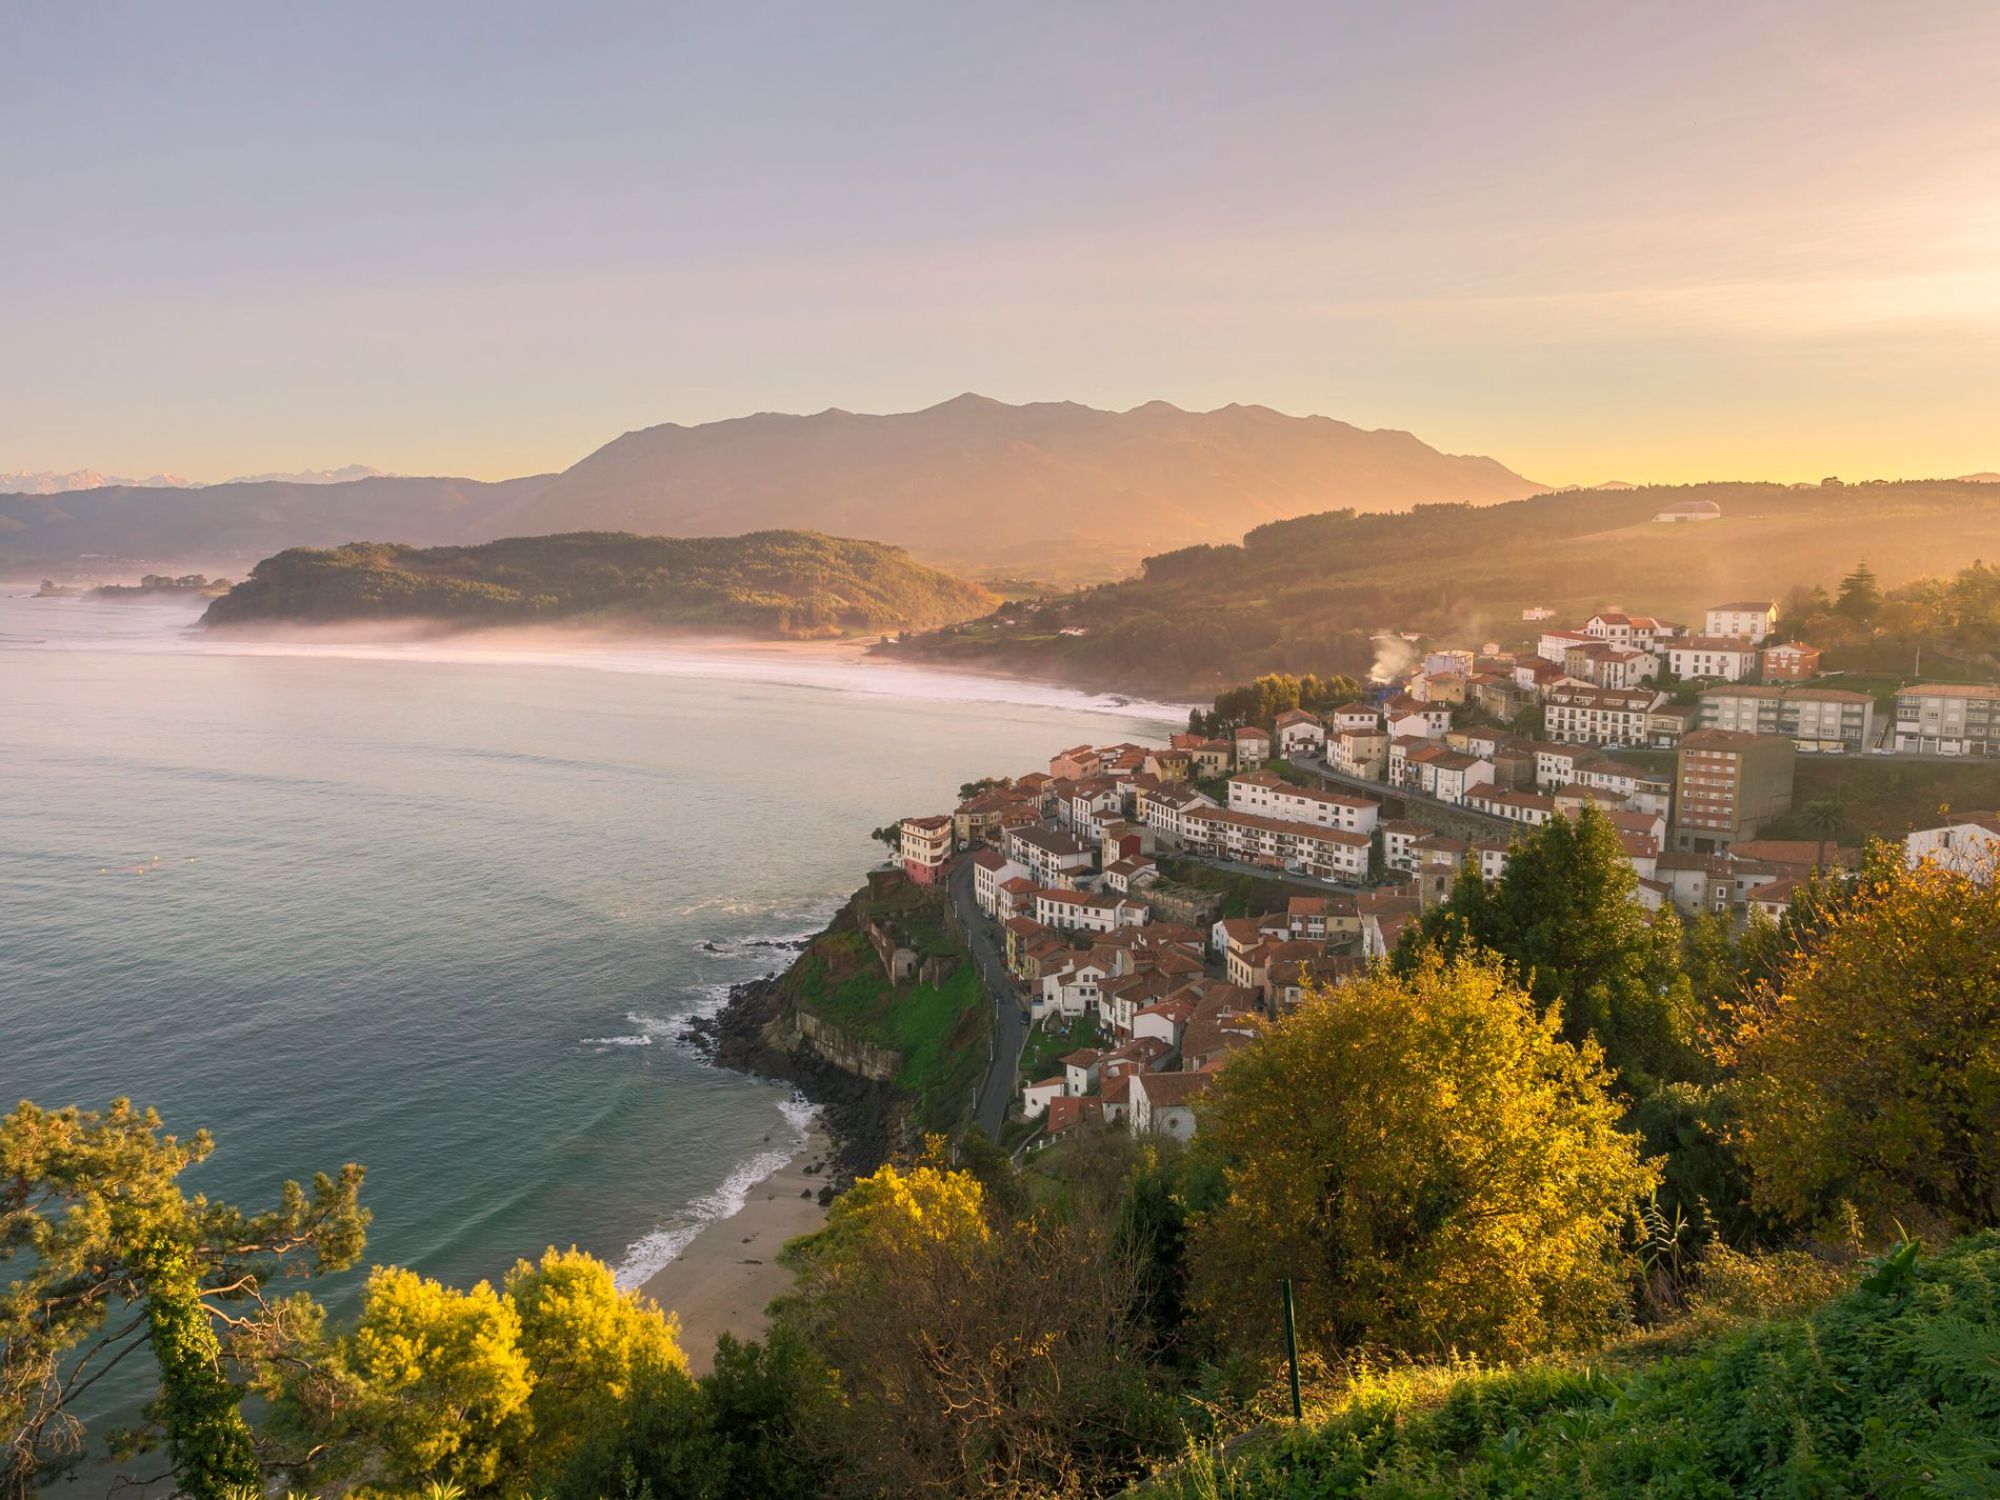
(889, 481), (2000, 690)
(7, 823), (1998, 1498)
(776, 879), (988, 1135)
(201, 531), (997, 639)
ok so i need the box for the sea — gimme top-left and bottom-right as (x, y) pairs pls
(0, 588), (1174, 1425)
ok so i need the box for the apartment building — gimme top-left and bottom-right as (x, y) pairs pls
(1697, 683), (1877, 754)
(1672, 730), (1796, 852)
(898, 815), (953, 885)
(1893, 683), (2000, 756)
(1544, 684), (1663, 746)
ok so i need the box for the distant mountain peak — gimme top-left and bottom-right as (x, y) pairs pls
(1, 468), (197, 494)
(225, 464), (390, 486)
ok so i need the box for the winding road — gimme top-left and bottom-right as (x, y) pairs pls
(949, 858), (1027, 1138)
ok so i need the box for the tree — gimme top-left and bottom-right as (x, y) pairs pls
(505, 1248), (691, 1484)
(779, 1157), (1167, 1497)
(337, 1268), (533, 1490)
(1397, 806), (1703, 1091)
(1799, 793), (1848, 871)
(1, 1100), (366, 1500)
(1730, 855), (2000, 1235)
(1835, 560), (1881, 622)
(1189, 951), (1659, 1363)
(266, 1247), (711, 1497)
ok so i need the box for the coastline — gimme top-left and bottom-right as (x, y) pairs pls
(639, 1122), (834, 1375)
(647, 961), (899, 1370)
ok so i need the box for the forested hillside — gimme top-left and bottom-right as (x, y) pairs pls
(891, 479), (2000, 690)
(201, 531), (998, 639)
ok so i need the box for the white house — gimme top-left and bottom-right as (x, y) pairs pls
(1061, 1049), (1103, 1097)
(1273, 709), (1327, 759)
(1538, 628), (1598, 664)
(1128, 1070), (1213, 1139)
(1704, 601), (1779, 642)
(1663, 637), (1760, 682)
(1021, 1076), (1065, 1119)
(1386, 703), (1452, 739)
(1904, 812), (2000, 878)
(1007, 825), (1094, 887)
(969, 848), (1030, 916)
(1035, 887), (1146, 934)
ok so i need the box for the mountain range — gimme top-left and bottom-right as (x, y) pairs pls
(0, 464), (388, 495)
(1, 397), (1540, 580)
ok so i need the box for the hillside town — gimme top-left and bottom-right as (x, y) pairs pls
(896, 597), (1999, 1146)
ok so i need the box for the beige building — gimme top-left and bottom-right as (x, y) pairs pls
(1893, 683), (2000, 756)
(1696, 683), (1877, 754)
(1672, 730), (1796, 853)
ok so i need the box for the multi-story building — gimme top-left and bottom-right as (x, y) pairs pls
(1544, 684), (1664, 746)
(1697, 683), (1876, 754)
(1328, 726), (1388, 780)
(1006, 825), (1095, 887)
(1138, 784), (1217, 848)
(1672, 730), (1796, 852)
(1761, 641), (1822, 680)
(1563, 641), (1658, 690)
(898, 815), (953, 885)
(1703, 601), (1779, 642)
(1646, 702), (1697, 748)
(1225, 771), (1379, 833)
(1180, 806), (1370, 880)
(1662, 636), (1760, 682)
(1893, 684), (2000, 756)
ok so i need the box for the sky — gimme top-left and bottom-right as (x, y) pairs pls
(4, 0), (1999, 487)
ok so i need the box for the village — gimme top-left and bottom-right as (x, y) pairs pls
(896, 598), (2000, 1146)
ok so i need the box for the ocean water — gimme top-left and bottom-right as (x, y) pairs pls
(0, 590), (1173, 1327)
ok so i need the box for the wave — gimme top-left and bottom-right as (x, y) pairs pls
(580, 1033), (654, 1048)
(613, 1091), (822, 1290)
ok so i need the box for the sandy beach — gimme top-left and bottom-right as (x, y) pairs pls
(641, 1125), (835, 1374)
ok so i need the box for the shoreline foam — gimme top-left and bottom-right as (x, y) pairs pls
(636, 1119), (833, 1375)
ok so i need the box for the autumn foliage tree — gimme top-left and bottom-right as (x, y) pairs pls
(264, 1247), (703, 1497)
(1398, 805), (1703, 1091)
(1730, 852), (2000, 1236)
(778, 1155), (1168, 1499)
(1189, 951), (1659, 1363)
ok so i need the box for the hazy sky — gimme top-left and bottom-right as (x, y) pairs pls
(5, 1), (1998, 486)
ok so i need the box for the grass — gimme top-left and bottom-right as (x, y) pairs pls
(1146, 1233), (2000, 1499)
(785, 894), (988, 1134)
(1018, 1015), (1104, 1083)
(1156, 855), (1326, 920)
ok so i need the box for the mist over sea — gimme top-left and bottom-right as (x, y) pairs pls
(0, 590), (1172, 1336)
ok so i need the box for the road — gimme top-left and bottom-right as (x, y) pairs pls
(949, 858), (1027, 1139)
